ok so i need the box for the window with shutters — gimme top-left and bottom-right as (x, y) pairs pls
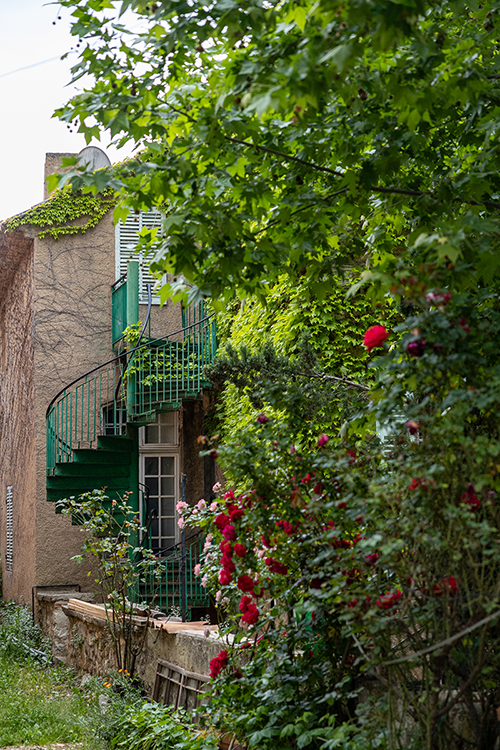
(6, 486), (13, 572)
(115, 210), (164, 304)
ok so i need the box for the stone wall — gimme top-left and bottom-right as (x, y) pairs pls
(36, 590), (95, 664)
(61, 605), (222, 692)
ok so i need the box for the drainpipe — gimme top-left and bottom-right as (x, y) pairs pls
(126, 260), (140, 517)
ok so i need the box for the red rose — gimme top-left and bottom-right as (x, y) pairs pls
(363, 325), (389, 352)
(215, 513), (230, 530)
(376, 590), (403, 610)
(317, 433), (329, 447)
(461, 484), (480, 511)
(218, 569), (232, 586)
(210, 649), (229, 678)
(237, 574), (255, 593)
(265, 557), (288, 575)
(241, 603), (259, 624)
(230, 507), (245, 522)
(257, 413), (269, 424)
(219, 540), (233, 555)
(233, 543), (247, 558)
(222, 524), (236, 541)
(239, 595), (252, 613)
(406, 338), (426, 357)
(221, 554), (235, 572)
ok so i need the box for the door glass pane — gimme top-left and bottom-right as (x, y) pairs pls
(161, 476), (174, 495)
(161, 456), (175, 475)
(145, 476), (158, 496)
(161, 517), (175, 537)
(144, 456), (158, 475)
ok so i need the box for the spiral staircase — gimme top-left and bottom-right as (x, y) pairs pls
(45, 261), (216, 615)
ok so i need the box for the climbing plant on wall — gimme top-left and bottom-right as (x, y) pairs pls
(207, 274), (401, 442)
(5, 187), (116, 239)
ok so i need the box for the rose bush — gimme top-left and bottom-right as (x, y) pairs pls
(183, 283), (500, 750)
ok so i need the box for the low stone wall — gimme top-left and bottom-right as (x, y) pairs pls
(64, 606), (222, 692)
(37, 592), (222, 692)
(36, 590), (95, 664)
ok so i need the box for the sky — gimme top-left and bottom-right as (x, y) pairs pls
(0, 0), (132, 221)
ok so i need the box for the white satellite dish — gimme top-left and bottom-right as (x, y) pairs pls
(77, 146), (111, 171)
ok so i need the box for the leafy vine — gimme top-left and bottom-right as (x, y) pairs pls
(5, 188), (116, 239)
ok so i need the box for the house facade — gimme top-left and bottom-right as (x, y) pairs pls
(0, 148), (216, 611)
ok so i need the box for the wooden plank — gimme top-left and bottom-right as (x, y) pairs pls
(67, 598), (148, 626)
(66, 600), (218, 633)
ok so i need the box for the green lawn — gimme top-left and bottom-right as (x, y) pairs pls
(0, 654), (103, 749)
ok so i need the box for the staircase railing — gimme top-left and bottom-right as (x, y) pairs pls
(129, 313), (217, 417)
(46, 312), (217, 475)
(132, 531), (209, 618)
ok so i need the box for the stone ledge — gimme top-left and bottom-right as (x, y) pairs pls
(37, 591), (95, 603)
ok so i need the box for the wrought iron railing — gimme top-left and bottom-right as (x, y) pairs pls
(46, 312), (217, 475)
(128, 315), (217, 416)
(133, 531), (210, 618)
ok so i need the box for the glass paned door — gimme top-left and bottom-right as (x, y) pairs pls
(142, 455), (176, 553)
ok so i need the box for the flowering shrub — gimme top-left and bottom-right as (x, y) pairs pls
(183, 284), (500, 750)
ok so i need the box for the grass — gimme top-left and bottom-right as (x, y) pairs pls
(0, 653), (104, 749)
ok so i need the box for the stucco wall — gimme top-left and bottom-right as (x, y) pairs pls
(0, 228), (36, 604)
(33, 211), (118, 593)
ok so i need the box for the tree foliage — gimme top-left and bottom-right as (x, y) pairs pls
(54, 0), (500, 302)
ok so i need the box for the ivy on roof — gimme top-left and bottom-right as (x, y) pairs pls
(5, 187), (116, 240)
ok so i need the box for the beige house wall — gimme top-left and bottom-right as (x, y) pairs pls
(0, 228), (36, 604)
(31, 209), (183, 594)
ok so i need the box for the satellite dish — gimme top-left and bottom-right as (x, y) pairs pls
(77, 146), (111, 171)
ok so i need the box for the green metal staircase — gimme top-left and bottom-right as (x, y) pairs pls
(45, 261), (216, 515)
(46, 435), (136, 512)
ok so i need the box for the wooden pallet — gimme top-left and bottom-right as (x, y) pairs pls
(152, 658), (209, 713)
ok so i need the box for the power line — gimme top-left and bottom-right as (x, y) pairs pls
(0, 55), (63, 80)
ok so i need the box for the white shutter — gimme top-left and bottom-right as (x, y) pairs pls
(115, 210), (164, 304)
(6, 485), (13, 572)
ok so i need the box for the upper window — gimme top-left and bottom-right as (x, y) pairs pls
(115, 210), (164, 304)
(141, 412), (178, 447)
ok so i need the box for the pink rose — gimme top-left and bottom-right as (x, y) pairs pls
(317, 434), (329, 447)
(210, 502), (218, 512)
(198, 498), (206, 510)
(194, 563), (201, 576)
(177, 517), (184, 529)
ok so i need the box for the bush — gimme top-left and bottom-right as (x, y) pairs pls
(0, 601), (51, 663)
(185, 284), (500, 749)
(110, 701), (218, 750)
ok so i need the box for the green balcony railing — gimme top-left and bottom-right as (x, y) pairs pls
(46, 311), (217, 475)
(128, 313), (217, 417)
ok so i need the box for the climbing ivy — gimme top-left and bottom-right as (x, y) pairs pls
(5, 187), (116, 239)
(212, 275), (401, 442)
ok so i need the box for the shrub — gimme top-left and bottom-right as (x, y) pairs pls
(0, 601), (51, 663)
(110, 701), (218, 750)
